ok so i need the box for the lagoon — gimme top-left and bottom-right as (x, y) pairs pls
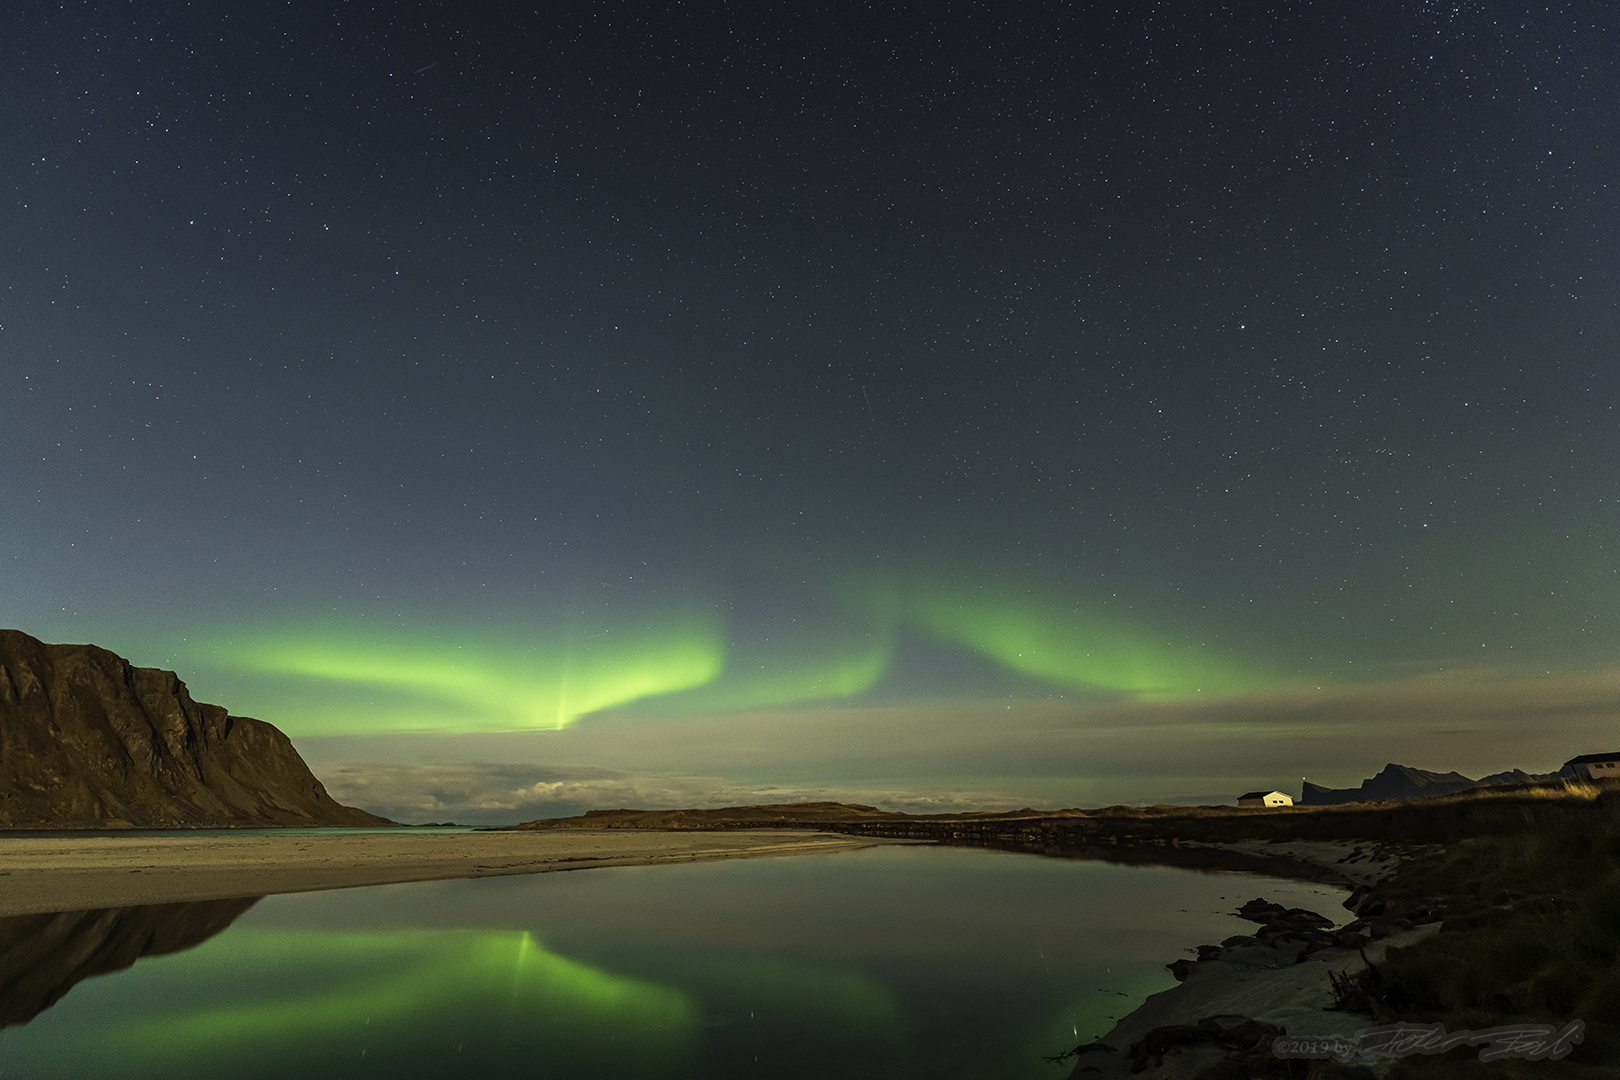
(0, 844), (1347, 1079)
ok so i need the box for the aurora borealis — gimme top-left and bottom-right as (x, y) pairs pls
(210, 570), (1266, 735)
(224, 612), (729, 732)
(6, 2), (1620, 821)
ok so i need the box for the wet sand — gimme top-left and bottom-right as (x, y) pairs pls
(0, 829), (895, 916)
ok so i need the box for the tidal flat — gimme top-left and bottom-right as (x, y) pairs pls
(5, 782), (1617, 1077)
(0, 844), (1351, 1079)
(0, 828), (886, 916)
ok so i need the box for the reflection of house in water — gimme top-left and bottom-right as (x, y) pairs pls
(0, 896), (259, 1027)
(1562, 753), (1620, 781)
(1236, 790), (1294, 808)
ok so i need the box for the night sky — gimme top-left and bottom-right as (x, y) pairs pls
(7, 2), (1619, 823)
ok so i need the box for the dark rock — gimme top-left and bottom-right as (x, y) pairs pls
(0, 629), (393, 829)
(1332, 925), (1370, 948)
(1280, 907), (1334, 929)
(1234, 898), (1291, 922)
(1128, 1014), (1287, 1073)
(1234, 898), (1332, 929)
(1210, 899), (1342, 966)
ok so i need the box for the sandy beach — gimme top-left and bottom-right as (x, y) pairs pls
(0, 829), (894, 916)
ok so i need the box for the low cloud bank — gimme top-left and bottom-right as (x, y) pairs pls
(302, 662), (1620, 823)
(317, 762), (1034, 827)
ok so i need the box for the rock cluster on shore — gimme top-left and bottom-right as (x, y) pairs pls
(1165, 898), (1345, 981)
(0, 629), (391, 829)
(1056, 848), (1458, 1080)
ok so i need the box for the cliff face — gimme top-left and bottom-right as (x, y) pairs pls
(0, 629), (392, 829)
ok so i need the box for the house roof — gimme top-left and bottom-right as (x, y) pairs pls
(1564, 753), (1620, 766)
(1237, 790), (1287, 800)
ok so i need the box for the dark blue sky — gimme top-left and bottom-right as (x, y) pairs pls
(6, 2), (1618, 820)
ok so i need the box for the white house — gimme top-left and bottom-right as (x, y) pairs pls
(1562, 753), (1620, 780)
(1237, 790), (1294, 808)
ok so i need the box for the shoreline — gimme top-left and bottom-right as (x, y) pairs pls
(0, 829), (899, 916)
(1068, 925), (1443, 1079)
(7, 804), (1609, 1073)
(1062, 838), (1438, 1079)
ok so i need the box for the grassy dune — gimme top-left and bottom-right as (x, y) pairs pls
(1339, 781), (1620, 1078)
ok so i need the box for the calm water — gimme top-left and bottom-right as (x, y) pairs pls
(0, 845), (1347, 1079)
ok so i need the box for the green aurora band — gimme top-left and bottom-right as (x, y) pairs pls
(212, 571), (1269, 734)
(225, 614), (726, 733)
(886, 577), (1266, 699)
(624, 623), (897, 715)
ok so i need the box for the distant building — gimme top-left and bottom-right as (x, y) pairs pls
(1562, 753), (1620, 780)
(1237, 790), (1294, 808)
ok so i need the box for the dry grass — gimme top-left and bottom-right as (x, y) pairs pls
(1345, 789), (1620, 1078)
(1404, 776), (1603, 805)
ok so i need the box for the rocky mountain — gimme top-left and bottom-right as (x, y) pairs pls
(0, 629), (392, 829)
(1301, 762), (1561, 806)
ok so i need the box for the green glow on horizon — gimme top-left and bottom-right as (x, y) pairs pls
(227, 613), (725, 734)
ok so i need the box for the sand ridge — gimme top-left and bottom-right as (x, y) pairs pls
(0, 829), (900, 916)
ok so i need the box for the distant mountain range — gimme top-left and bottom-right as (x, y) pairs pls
(1301, 762), (1565, 806)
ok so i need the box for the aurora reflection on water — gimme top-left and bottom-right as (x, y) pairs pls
(0, 846), (1349, 1079)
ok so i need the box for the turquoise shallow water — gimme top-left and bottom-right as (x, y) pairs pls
(0, 845), (1347, 1079)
